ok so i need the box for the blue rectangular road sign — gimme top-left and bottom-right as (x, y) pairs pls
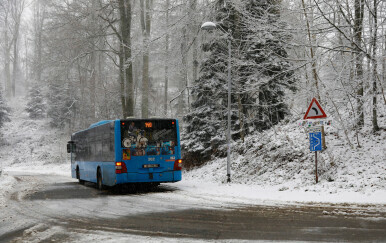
(309, 132), (322, 151)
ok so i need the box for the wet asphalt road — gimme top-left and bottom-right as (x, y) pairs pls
(1, 173), (385, 242)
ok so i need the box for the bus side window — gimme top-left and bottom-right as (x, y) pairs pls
(102, 136), (109, 161)
(96, 136), (103, 160)
(110, 123), (115, 153)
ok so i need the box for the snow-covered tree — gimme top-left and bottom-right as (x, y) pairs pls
(0, 90), (11, 128)
(25, 83), (45, 119)
(46, 82), (76, 128)
(183, 0), (296, 164)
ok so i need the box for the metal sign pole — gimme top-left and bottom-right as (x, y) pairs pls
(315, 151), (318, 183)
(303, 97), (328, 184)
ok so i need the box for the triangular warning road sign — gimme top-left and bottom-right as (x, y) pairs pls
(303, 98), (327, 119)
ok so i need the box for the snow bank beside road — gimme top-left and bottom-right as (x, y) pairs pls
(3, 164), (71, 177)
(0, 173), (17, 207)
(182, 114), (386, 205)
(174, 179), (386, 205)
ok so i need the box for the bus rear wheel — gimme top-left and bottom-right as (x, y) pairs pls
(97, 169), (104, 190)
(76, 167), (85, 185)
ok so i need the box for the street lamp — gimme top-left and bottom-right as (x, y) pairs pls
(201, 21), (232, 183)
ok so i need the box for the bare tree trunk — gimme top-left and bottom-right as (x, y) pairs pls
(24, 35), (28, 91)
(77, 61), (86, 128)
(12, 33), (19, 97)
(302, 0), (320, 101)
(98, 30), (107, 118)
(33, 0), (45, 85)
(354, 0), (365, 128)
(119, 0), (134, 118)
(119, 44), (126, 117)
(4, 15), (11, 97)
(371, 0), (379, 132)
(88, 0), (98, 121)
(140, 0), (152, 118)
(163, 0), (170, 117)
(11, 0), (24, 97)
(178, 27), (187, 115)
(383, 21), (386, 105)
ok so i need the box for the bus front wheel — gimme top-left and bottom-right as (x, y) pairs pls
(76, 167), (85, 185)
(97, 169), (104, 190)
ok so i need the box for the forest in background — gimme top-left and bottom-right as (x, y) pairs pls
(0, 0), (385, 165)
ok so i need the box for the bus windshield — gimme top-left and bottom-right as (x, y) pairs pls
(121, 120), (177, 156)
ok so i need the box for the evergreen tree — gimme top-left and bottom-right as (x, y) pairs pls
(25, 83), (46, 119)
(47, 82), (76, 128)
(0, 90), (10, 129)
(183, 0), (296, 164)
(183, 47), (229, 162)
(242, 0), (296, 130)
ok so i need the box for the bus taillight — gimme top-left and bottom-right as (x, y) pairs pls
(116, 162), (127, 174)
(174, 159), (182, 171)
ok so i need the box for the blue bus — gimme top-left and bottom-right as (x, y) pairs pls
(67, 119), (182, 190)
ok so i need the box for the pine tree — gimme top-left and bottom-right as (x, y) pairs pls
(25, 83), (46, 119)
(183, 45), (229, 162)
(47, 82), (76, 128)
(242, 0), (296, 130)
(0, 90), (10, 129)
(183, 0), (296, 164)
(183, 1), (240, 164)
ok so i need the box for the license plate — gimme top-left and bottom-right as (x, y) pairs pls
(143, 164), (159, 168)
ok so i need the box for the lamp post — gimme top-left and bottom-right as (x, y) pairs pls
(201, 22), (231, 183)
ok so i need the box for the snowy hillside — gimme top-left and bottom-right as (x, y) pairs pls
(184, 119), (385, 189)
(0, 97), (69, 172)
(183, 95), (386, 198)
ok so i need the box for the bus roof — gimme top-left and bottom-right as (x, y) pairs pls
(72, 118), (179, 137)
(120, 118), (177, 121)
(89, 120), (114, 129)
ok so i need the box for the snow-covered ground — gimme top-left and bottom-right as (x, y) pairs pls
(0, 97), (69, 170)
(180, 93), (386, 205)
(181, 121), (385, 205)
(0, 96), (385, 242)
(0, 96), (385, 207)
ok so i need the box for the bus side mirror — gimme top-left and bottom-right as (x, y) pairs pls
(67, 141), (75, 153)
